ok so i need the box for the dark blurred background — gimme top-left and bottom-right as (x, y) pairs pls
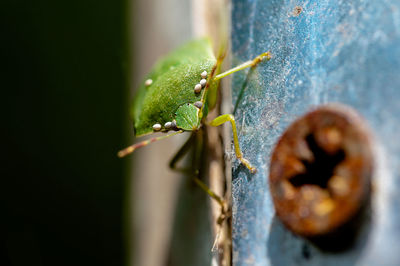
(1, 0), (221, 265)
(1, 1), (129, 265)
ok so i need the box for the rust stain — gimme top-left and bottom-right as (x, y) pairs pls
(292, 6), (303, 17)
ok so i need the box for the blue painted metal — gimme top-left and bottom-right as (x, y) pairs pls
(231, 0), (400, 265)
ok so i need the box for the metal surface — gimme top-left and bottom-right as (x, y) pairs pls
(231, 0), (400, 265)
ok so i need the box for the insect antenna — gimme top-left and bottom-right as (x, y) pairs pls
(117, 130), (184, 158)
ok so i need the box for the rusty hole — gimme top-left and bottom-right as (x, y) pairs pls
(269, 104), (373, 245)
(289, 134), (345, 189)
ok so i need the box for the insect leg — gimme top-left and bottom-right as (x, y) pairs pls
(213, 51), (272, 81)
(169, 133), (196, 172)
(169, 131), (227, 212)
(192, 176), (226, 214)
(208, 114), (257, 173)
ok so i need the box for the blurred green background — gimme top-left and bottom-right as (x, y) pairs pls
(1, 0), (129, 265)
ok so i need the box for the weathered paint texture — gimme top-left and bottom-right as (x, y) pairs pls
(231, 0), (400, 265)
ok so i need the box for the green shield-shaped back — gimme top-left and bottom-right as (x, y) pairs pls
(131, 38), (217, 136)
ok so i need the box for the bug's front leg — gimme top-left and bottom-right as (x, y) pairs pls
(213, 51), (272, 81)
(169, 133), (195, 173)
(208, 114), (257, 173)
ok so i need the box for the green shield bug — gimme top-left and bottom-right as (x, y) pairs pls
(118, 38), (270, 176)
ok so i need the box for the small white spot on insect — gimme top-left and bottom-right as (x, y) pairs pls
(200, 79), (207, 87)
(164, 121), (172, 129)
(201, 71), (207, 79)
(152, 123), (162, 131)
(194, 101), (203, 108)
(145, 79), (153, 86)
(194, 83), (202, 93)
(171, 120), (177, 129)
